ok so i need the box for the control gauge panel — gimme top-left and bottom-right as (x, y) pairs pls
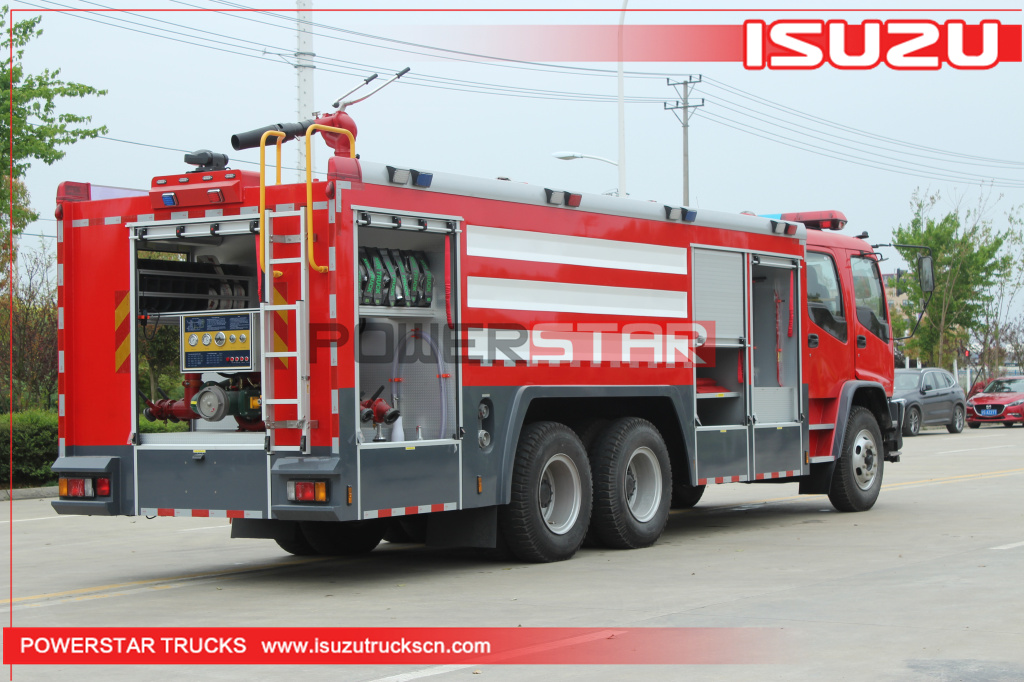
(179, 311), (259, 373)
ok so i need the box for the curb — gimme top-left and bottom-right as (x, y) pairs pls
(1, 486), (59, 501)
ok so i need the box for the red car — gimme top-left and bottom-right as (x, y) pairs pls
(966, 376), (1024, 428)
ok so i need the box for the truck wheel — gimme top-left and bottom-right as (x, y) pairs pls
(946, 406), (965, 434)
(828, 406), (884, 512)
(902, 405), (921, 437)
(590, 418), (672, 549)
(671, 480), (706, 509)
(498, 422), (592, 563)
(299, 520), (385, 556)
(274, 525), (319, 556)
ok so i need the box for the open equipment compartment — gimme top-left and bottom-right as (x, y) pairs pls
(131, 222), (263, 441)
(353, 213), (459, 445)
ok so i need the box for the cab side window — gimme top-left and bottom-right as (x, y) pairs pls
(850, 256), (890, 342)
(805, 251), (847, 342)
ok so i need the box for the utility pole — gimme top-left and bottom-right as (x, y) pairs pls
(616, 0), (628, 198)
(296, 0), (315, 181)
(664, 76), (703, 205)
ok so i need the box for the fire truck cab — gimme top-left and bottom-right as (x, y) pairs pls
(50, 108), (925, 563)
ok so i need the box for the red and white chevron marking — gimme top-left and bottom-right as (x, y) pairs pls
(697, 475), (749, 485)
(363, 502), (457, 520)
(140, 508), (263, 519)
(754, 470), (801, 480)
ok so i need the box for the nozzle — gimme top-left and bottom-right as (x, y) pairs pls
(230, 119), (316, 151)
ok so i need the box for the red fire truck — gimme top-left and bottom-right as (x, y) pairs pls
(50, 83), (934, 563)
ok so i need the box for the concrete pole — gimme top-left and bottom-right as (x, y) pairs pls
(616, 0), (627, 198)
(682, 81), (690, 206)
(296, 0), (315, 182)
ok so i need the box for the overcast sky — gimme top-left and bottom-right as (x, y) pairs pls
(13, 1), (1024, 275)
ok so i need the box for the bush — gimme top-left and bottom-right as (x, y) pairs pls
(0, 410), (59, 487)
(138, 417), (189, 433)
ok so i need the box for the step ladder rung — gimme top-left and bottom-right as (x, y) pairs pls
(268, 257), (303, 265)
(262, 304), (300, 311)
(263, 398), (299, 405)
(264, 351), (298, 358)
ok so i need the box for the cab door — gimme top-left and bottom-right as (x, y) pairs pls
(848, 253), (893, 392)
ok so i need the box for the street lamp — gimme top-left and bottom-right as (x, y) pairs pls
(552, 151), (622, 196)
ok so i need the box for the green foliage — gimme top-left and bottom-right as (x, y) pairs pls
(893, 191), (1015, 368)
(1, 7), (107, 283)
(137, 418), (189, 433)
(0, 410), (58, 487)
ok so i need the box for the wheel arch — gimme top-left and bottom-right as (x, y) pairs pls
(496, 386), (694, 506)
(831, 381), (898, 461)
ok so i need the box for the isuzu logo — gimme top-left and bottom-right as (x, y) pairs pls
(744, 20), (1011, 70)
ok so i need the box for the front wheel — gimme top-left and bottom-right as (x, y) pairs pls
(902, 405), (921, 437)
(946, 405), (965, 434)
(498, 422), (592, 563)
(590, 418), (672, 549)
(828, 406), (884, 512)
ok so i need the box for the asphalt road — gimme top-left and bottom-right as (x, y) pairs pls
(4, 424), (1023, 681)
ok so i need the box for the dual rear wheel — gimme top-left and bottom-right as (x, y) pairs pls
(498, 419), (673, 563)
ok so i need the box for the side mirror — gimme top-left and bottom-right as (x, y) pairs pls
(918, 255), (935, 294)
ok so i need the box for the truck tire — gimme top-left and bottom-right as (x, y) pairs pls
(590, 418), (672, 549)
(946, 405), (965, 434)
(828, 406), (884, 512)
(671, 481), (706, 509)
(299, 520), (385, 556)
(902, 405), (921, 437)
(498, 422), (592, 563)
(274, 526), (319, 556)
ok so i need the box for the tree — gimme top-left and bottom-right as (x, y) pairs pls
(2, 8), (107, 279)
(892, 191), (1016, 369)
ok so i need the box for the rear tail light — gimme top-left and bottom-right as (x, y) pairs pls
(287, 480), (328, 503)
(58, 476), (111, 498)
(59, 477), (95, 498)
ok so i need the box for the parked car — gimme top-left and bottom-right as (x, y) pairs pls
(893, 368), (967, 436)
(966, 376), (1024, 428)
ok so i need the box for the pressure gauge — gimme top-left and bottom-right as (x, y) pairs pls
(239, 334), (247, 344)
(202, 333), (212, 346)
(229, 334), (236, 344)
(188, 334), (199, 347)
(215, 332), (226, 347)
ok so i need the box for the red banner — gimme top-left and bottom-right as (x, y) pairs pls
(4, 627), (785, 665)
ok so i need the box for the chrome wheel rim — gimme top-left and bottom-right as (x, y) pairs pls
(909, 409), (920, 434)
(538, 453), (581, 535)
(624, 447), (662, 523)
(851, 429), (879, 491)
(954, 407), (964, 431)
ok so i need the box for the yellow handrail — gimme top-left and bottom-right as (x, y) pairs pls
(305, 124), (356, 274)
(258, 131), (285, 279)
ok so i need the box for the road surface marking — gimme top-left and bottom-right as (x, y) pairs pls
(934, 445), (1015, 455)
(0, 516), (71, 524)
(991, 541), (1024, 550)
(3, 557), (326, 607)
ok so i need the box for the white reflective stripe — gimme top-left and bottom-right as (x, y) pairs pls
(275, 204), (294, 212)
(57, 263), (63, 286)
(104, 216), (122, 224)
(59, 351), (64, 373)
(332, 437), (339, 454)
(170, 211), (188, 220)
(137, 214), (155, 222)
(329, 246), (336, 271)
(467, 277), (687, 319)
(443, 502), (457, 511)
(140, 508), (157, 516)
(329, 294), (337, 319)
(205, 209), (224, 217)
(58, 308), (64, 330)
(809, 455), (836, 463)
(71, 219), (89, 227)
(313, 201), (328, 211)
(243, 510), (263, 519)
(391, 507), (407, 517)
(58, 394), (65, 417)
(59, 438), (65, 457)
(330, 342), (337, 367)
(208, 510), (228, 518)
(331, 392), (338, 414)
(174, 509), (191, 517)
(363, 510), (379, 519)
(417, 505), (432, 514)
(467, 224), (687, 275)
